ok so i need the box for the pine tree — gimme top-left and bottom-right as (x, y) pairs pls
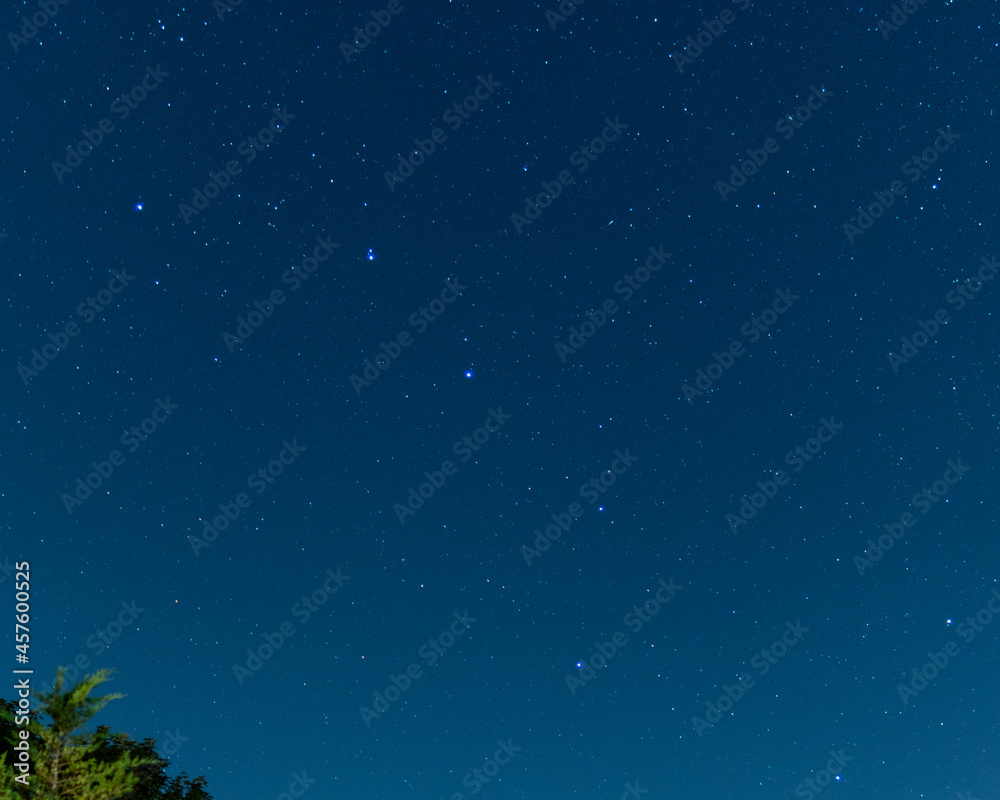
(89, 732), (211, 800)
(0, 669), (210, 800)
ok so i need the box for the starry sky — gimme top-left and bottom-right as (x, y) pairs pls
(2, 0), (1000, 799)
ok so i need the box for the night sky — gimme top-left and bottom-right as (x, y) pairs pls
(3, 0), (1000, 799)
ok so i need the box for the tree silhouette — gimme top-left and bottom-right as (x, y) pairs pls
(0, 668), (211, 800)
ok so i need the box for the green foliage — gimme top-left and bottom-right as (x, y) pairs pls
(0, 669), (210, 800)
